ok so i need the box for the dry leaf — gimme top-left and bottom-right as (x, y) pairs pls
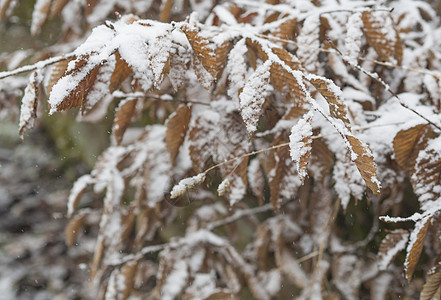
(346, 135), (381, 194)
(110, 51), (133, 93)
(165, 104), (192, 164)
(378, 229), (409, 270)
(160, 0), (174, 22)
(19, 71), (42, 138)
(405, 216), (432, 281)
(112, 98), (138, 146)
(421, 272), (441, 300)
(65, 213), (86, 247)
(361, 11), (403, 64)
(393, 124), (435, 170)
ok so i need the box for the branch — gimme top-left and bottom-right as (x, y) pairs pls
(0, 53), (75, 79)
(325, 38), (441, 131)
(206, 203), (273, 231)
(112, 90), (210, 106)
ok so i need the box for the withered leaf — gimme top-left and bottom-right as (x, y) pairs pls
(112, 98), (138, 146)
(159, 0), (173, 22)
(165, 104), (192, 164)
(346, 135), (381, 194)
(405, 216), (432, 281)
(361, 11), (403, 65)
(110, 51), (133, 93)
(378, 229), (409, 270)
(19, 71), (42, 138)
(65, 213), (86, 247)
(421, 272), (441, 300)
(393, 124), (435, 170)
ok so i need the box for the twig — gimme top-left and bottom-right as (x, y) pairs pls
(108, 243), (167, 266)
(257, 34), (441, 79)
(112, 91), (210, 106)
(326, 38), (441, 131)
(198, 120), (411, 181)
(206, 203), (273, 230)
(0, 53), (75, 79)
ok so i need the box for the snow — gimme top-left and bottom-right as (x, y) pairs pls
(239, 60), (272, 133)
(345, 13), (363, 64)
(289, 111), (313, 180)
(378, 232), (409, 270)
(404, 215), (431, 273)
(227, 38), (248, 100)
(67, 174), (94, 217)
(170, 173), (206, 199)
(217, 178), (229, 196)
(161, 260), (189, 300)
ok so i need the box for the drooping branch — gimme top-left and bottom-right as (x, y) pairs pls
(0, 53), (75, 79)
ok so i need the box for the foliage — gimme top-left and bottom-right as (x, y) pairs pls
(2, 0), (441, 299)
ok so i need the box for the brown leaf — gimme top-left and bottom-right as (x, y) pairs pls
(361, 11), (403, 64)
(46, 58), (71, 95)
(31, 0), (51, 35)
(272, 17), (297, 41)
(309, 77), (351, 127)
(49, 0), (69, 17)
(120, 260), (140, 300)
(183, 24), (231, 79)
(49, 56), (102, 113)
(393, 124), (435, 170)
(65, 213), (86, 247)
(0, 0), (12, 20)
(110, 51), (133, 93)
(378, 229), (409, 270)
(166, 104), (192, 165)
(219, 144), (249, 205)
(19, 71), (41, 138)
(159, 0), (173, 22)
(405, 216), (432, 281)
(421, 272), (441, 300)
(346, 135), (381, 194)
(112, 98), (138, 146)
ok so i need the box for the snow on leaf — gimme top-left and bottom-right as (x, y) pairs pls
(296, 15), (320, 73)
(170, 173), (206, 199)
(31, 0), (51, 35)
(361, 11), (403, 65)
(239, 60), (272, 134)
(405, 216), (432, 281)
(346, 135), (381, 195)
(345, 13), (363, 65)
(226, 38), (248, 99)
(393, 124), (435, 170)
(19, 70), (42, 138)
(378, 229), (409, 270)
(165, 104), (192, 165)
(289, 111), (313, 181)
(148, 31), (172, 87)
(67, 174), (94, 217)
(48, 55), (103, 114)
